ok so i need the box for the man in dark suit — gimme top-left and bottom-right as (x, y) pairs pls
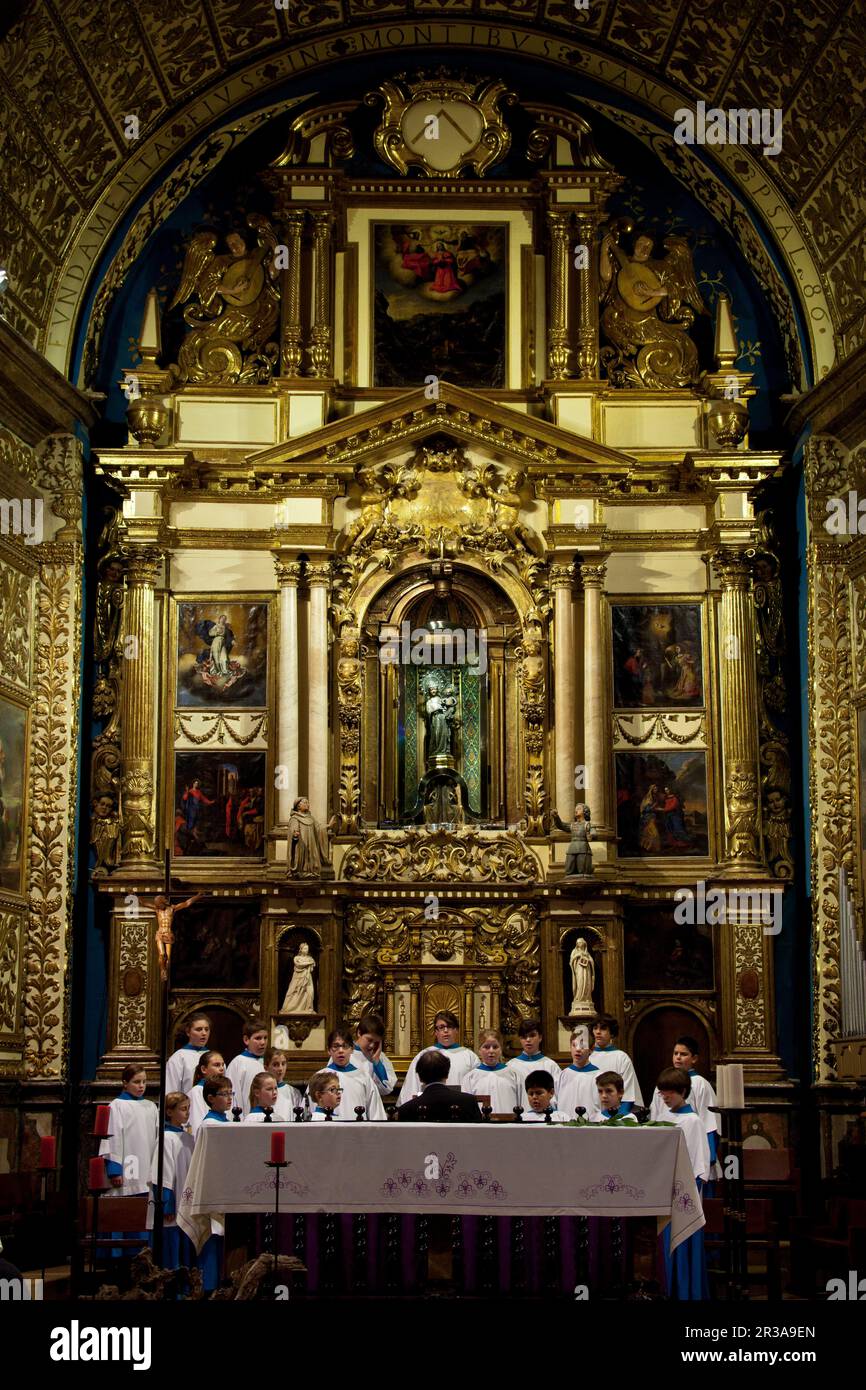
(397, 1048), (482, 1122)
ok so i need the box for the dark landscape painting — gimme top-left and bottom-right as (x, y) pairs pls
(624, 905), (714, 991)
(176, 601), (268, 708)
(616, 750), (709, 858)
(373, 222), (506, 388)
(612, 604), (703, 708)
(174, 750), (266, 857)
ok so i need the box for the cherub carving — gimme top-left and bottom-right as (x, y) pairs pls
(169, 216), (280, 385)
(599, 222), (707, 389)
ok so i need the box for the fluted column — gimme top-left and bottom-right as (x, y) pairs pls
(274, 555), (301, 822)
(308, 210), (333, 379)
(551, 562), (576, 820)
(306, 561), (330, 824)
(120, 544), (161, 866)
(574, 212), (601, 380)
(546, 210), (572, 380)
(580, 559), (612, 837)
(280, 210), (305, 377)
(715, 547), (762, 866)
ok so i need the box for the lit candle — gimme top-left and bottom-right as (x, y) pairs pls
(269, 1131), (286, 1164)
(88, 1157), (108, 1190)
(93, 1105), (111, 1137)
(39, 1136), (56, 1169)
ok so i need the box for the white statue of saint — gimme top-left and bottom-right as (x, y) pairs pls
(569, 937), (595, 1015)
(280, 941), (316, 1014)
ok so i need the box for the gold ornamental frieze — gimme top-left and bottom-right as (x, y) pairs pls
(341, 827), (541, 883)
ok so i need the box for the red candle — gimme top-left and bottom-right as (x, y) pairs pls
(269, 1130), (285, 1164)
(39, 1136), (56, 1169)
(88, 1157), (108, 1190)
(93, 1105), (111, 1137)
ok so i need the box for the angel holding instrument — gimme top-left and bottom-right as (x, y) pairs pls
(168, 215), (280, 386)
(598, 221), (707, 390)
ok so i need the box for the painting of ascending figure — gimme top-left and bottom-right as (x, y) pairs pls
(176, 601), (268, 707)
(612, 603), (703, 709)
(373, 222), (506, 388)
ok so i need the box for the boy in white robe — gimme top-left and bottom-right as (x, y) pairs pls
(506, 1017), (561, 1095)
(657, 1067), (710, 1300)
(592, 1071), (638, 1122)
(187, 1051), (227, 1136)
(521, 1070), (571, 1122)
(353, 1013), (398, 1097)
(148, 1092), (195, 1268)
(399, 1010), (479, 1104)
(308, 1070), (352, 1121)
(656, 1068), (711, 1181)
(589, 1013), (643, 1105)
(463, 1030), (522, 1113)
(556, 1026), (602, 1121)
(101, 1066), (159, 1197)
(649, 1036), (718, 1166)
(264, 1047), (301, 1119)
(165, 1012), (211, 1096)
(317, 1024), (386, 1120)
(197, 1079), (230, 1289)
(225, 1019), (268, 1119)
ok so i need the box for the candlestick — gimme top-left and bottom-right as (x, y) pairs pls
(293, 1106), (304, 1124)
(93, 1105), (111, 1137)
(354, 1106), (366, 1122)
(512, 1106), (524, 1123)
(232, 1106), (243, 1123)
(575, 1107), (586, 1119)
(263, 1106), (274, 1124)
(481, 1105), (493, 1123)
(269, 1131), (285, 1164)
(324, 1108), (334, 1121)
(544, 1105), (553, 1124)
(88, 1156), (108, 1190)
(39, 1135), (56, 1169)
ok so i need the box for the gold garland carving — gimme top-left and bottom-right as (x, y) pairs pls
(612, 712), (705, 746)
(173, 711), (269, 746)
(342, 828), (540, 884)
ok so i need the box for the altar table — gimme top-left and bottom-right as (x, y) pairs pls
(177, 1123), (703, 1255)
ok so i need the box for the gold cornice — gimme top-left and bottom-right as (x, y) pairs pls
(684, 451), (786, 491)
(0, 320), (97, 445)
(784, 342), (866, 446)
(92, 449), (195, 486)
(164, 526), (336, 550)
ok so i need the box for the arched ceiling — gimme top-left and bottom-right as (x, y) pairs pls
(1, 0), (862, 386)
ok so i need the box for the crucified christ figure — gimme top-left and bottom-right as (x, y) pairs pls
(147, 892), (205, 981)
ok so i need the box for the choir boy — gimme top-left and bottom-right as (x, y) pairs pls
(308, 1071), (348, 1121)
(225, 1020), (268, 1118)
(317, 1024), (387, 1120)
(165, 1012), (211, 1095)
(506, 1018), (561, 1094)
(201, 1078), (233, 1124)
(589, 1014), (643, 1105)
(197, 1079), (229, 1289)
(649, 1037), (718, 1164)
(148, 1092), (195, 1269)
(354, 1013), (398, 1097)
(555, 1026), (602, 1121)
(399, 1010), (480, 1103)
(188, 1051), (227, 1135)
(656, 1067), (710, 1299)
(100, 1065), (159, 1197)
(463, 1029), (521, 1112)
(522, 1070), (570, 1122)
(593, 1071), (637, 1122)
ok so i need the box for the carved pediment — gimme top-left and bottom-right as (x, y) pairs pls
(341, 827), (540, 883)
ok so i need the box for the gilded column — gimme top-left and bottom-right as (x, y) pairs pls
(308, 210), (333, 379)
(574, 212), (600, 380)
(280, 210), (305, 377)
(714, 547), (762, 866)
(306, 561), (330, 825)
(274, 555), (301, 822)
(550, 562), (576, 821)
(546, 210), (572, 381)
(580, 559), (613, 838)
(119, 543), (161, 867)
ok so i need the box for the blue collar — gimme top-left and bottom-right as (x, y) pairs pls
(569, 1063), (598, 1073)
(249, 1106), (267, 1114)
(602, 1102), (632, 1118)
(165, 1123), (183, 1133)
(277, 1081), (290, 1089)
(675, 1103), (694, 1114)
(478, 1063), (507, 1072)
(204, 1110), (228, 1122)
(327, 1062), (357, 1073)
(182, 1044), (208, 1052)
(241, 1049), (263, 1059)
(194, 1079), (205, 1087)
(434, 1042), (461, 1050)
(314, 1106), (334, 1114)
(688, 1068), (697, 1076)
(517, 1052), (544, 1062)
(595, 1044), (617, 1052)
(118, 1091), (142, 1101)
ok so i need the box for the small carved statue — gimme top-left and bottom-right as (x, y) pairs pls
(555, 803), (595, 877)
(569, 937), (596, 1015)
(280, 941), (317, 1014)
(90, 793), (121, 874)
(287, 796), (331, 877)
(145, 892), (205, 982)
(599, 222), (707, 389)
(423, 675), (458, 761)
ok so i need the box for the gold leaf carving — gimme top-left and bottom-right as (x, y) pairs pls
(0, 559), (33, 690)
(342, 828), (540, 884)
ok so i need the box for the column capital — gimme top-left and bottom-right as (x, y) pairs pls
(306, 560), (331, 587)
(547, 209), (572, 236)
(273, 555), (302, 586)
(549, 561), (575, 591)
(124, 544), (162, 588)
(711, 545), (754, 589)
(578, 557), (608, 588)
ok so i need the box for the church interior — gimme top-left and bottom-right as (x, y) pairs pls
(1, 0), (865, 1322)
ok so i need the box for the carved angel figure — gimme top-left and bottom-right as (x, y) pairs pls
(169, 216), (280, 385)
(599, 223), (707, 389)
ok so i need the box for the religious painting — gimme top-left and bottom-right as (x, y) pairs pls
(373, 222), (507, 388)
(615, 751), (709, 857)
(174, 751), (267, 857)
(176, 601), (269, 708)
(624, 905), (714, 991)
(611, 603), (704, 708)
(0, 694), (28, 896)
(170, 899), (261, 990)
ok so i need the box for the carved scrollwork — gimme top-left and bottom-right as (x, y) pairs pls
(173, 711), (269, 746)
(342, 828), (540, 883)
(734, 921), (766, 1049)
(117, 919), (149, 1048)
(752, 518), (794, 881)
(0, 557), (33, 690)
(0, 910), (24, 1038)
(515, 614), (547, 834)
(335, 623), (362, 833)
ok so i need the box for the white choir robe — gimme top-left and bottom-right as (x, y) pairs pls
(664, 1105), (711, 1183)
(506, 1054), (562, 1098)
(187, 1081), (211, 1136)
(592, 1104), (638, 1124)
(320, 1063), (386, 1121)
(589, 1046), (643, 1105)
(521, 1108), (571, 1123)
(650, 1074), (718, 1140)
(165, 1045), (209, 1097)
(147, 1125), (194, 1231)
(353, 1044), (398, 1097)
(225, 1051), (267, 1118)
(398, 1045), (480, 1104)
(462, 1064), (522, 1113)
(555, 1065), (603, 1122)
(243, 1108), (293, 1124)
(273, 1081), (302, 1120)
(310, 1109), (352, 1122)
(100, 1094), (159, 1197)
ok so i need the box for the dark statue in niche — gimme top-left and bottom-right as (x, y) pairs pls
(423, 674), (458, 762)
